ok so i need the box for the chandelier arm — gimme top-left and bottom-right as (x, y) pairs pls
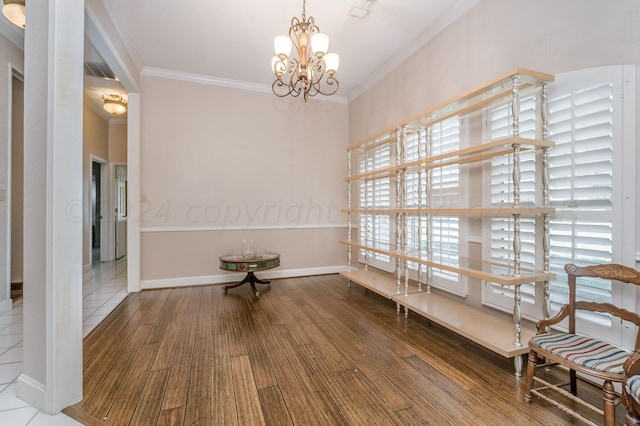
(307, 16), (319, 34)
(306, 58), (327, 86)
(273, 76), (305, 98)
(316, 76), (339, 96)
(306, 85), (320, 98)
(286, 57), (301, 84)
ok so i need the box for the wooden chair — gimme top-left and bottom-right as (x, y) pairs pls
(524, 263), (640, 426)
(623, 349), (640, 425)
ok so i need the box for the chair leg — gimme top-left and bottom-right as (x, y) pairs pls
(570, 369), (577, 395)
(603, 380), (616, 426)
(524, 350), (537, 403)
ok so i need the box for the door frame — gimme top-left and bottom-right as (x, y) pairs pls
(111, 162), (127, 260)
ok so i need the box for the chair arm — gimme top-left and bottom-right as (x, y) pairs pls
(624, 349), (640, 377)
(535, 303), (571, 333)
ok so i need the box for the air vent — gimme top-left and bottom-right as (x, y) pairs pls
(349, 0), (377, 18)
(84, 61), (119, 81)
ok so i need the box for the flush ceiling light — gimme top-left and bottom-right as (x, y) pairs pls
(271, 0), (339, 102)
(2, 0), (25, 28)
(102, 94), (127, 115)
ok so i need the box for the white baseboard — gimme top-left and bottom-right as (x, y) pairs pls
(141, 265), (348, 290)
(82, 263), (92, 274)
(0, 298), (12, 315)
(17, 373), (46, 412)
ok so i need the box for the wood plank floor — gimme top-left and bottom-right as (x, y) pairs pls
(64, 274), (628, 425)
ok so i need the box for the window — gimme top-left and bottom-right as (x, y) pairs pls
(484, 95), (539, 315)
(404, 119), (465, 295)
(358, 143), (393, 270)
(546, 77), (616, 336)
(484, 66), (636, 347)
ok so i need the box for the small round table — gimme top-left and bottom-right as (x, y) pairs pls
(219, 252), (280, 298)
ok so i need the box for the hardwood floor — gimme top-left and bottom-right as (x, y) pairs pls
(64, 274), (627, 425)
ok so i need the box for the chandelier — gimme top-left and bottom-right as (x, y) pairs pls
(271, 0), (339, 102)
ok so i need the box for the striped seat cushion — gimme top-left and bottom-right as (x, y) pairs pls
(531, 333), (630, 375)
(627, 375), (640, 405)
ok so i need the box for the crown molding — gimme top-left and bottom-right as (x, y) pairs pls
(347, 0), (481, 102)
(141, 66), (349, 104)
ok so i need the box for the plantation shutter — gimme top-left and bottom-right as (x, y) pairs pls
(404, 119), (464, 294)
(546, 79), (615, 331)
(484, 95), (539, 313)
(359, 144), (393, 270)
(484, 66), (634, 346)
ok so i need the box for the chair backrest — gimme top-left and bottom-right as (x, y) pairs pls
(564, 263), (640, 349)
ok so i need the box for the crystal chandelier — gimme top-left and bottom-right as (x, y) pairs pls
(271, 0), (339, 102)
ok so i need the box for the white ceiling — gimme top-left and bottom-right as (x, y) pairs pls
(94, 0), (479, 102)
(0, 0), (480, 115)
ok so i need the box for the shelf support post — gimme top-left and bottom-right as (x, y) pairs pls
(512, 144), (521, 208)
(542, 81), (551, 320)
(363, 149), (370, 270)
(347, 149), (352, 286)
(395, 127), (403, 298)
(514, 355), (524, 380)
(417, 129), (425, 292)
(511, 74), (520, 138)
(425, 127), (433, 293)
(401, 126), (410, 297)
(513, 214), (521, 277)
(514, 281), (523, 381)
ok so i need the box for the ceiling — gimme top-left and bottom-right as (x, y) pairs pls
(2, 0), (480, 117)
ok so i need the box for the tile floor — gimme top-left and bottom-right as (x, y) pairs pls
(0, 258), (128, 425)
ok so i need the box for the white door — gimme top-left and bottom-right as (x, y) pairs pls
(115, 165), (127, 259)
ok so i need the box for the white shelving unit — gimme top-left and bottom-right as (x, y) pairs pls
(341, 68), (556, 378)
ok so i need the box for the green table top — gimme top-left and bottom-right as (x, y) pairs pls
(219, 252), (280, 272)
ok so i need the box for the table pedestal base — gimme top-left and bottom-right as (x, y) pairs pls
(223, 272), (270, 298)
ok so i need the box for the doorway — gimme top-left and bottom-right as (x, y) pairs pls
(91, 160), (101, 263)
(10, 73), (24, 299)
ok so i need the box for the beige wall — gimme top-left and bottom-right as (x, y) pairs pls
(82, 104), (109, 267)
(350, 0), (640, 142)
(139, 75), (348, 286)
(109, 119), (127, 164)
(348, 0), (640, 309)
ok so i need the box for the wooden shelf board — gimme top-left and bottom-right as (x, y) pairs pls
(346, 137), (554, 182)
(341, 207), (555, 216)
(340, 240), (555, 286)
(348, 68), (554, 152)
(339, 269), (407, 299)
(402, 137), (554, 170)
(344, 168), (396, 182)
(392, 291), (536, 358)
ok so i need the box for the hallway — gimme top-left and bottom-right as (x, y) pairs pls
(0, 258), (128, 424)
